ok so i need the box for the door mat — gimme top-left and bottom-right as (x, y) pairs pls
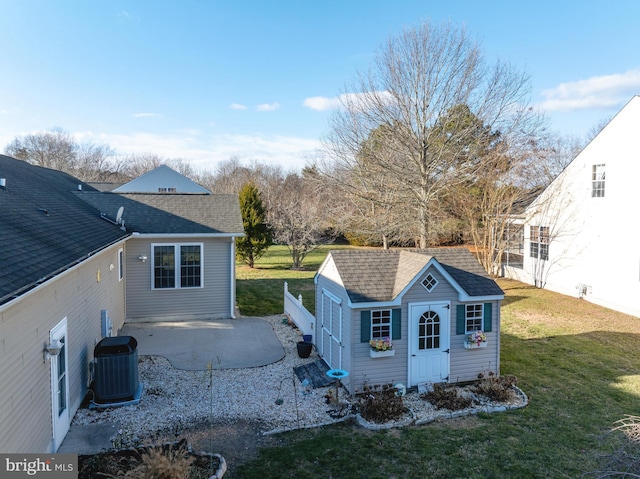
(293, 359), (333, 388)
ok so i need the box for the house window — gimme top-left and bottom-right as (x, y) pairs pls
(152, 243), (202, 289)
(421, 273), (438, 292)
(371, 309), (392, 339)
(530, 225), (549, 261)
(592, 164), (605, 198)
(118, 248), (124, 281)
(465, 304), (483, 333)
(158, 187), (177, 193)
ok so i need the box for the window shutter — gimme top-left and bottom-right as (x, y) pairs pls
(456, 304), (465, 335)
(360, 310), (371, 342)
(483, 303), (493, 332)
(391, 308), (401, 340)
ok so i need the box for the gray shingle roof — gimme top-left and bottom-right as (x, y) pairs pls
(327, 248), (503, 304)
(75, 192), (243, 235)
(0, 155), (129, 305)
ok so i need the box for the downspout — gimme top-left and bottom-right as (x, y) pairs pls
(230, 238), (237, 319)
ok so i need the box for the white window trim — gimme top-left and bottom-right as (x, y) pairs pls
(592, 163), (605, 198)
(465, 303), (484, 334)
(151, 242), (204, 290)
(118, 248), (124, 282)
(371, 308), (392, 339)
(529, 225), (549, 261)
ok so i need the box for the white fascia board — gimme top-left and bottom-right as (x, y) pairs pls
(129, 232), (243, 239)
(457, 294), (505, 302)
(347, 299), (402, 309)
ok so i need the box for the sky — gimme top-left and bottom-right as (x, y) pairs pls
(1, 0), (639, 173)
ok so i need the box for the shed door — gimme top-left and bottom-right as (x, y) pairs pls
(409, 302), (450, 385)
(50, 318), (70, 452)
(320, 293), (342, 369)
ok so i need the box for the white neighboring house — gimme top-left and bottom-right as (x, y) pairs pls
(502, 95), (640, 317)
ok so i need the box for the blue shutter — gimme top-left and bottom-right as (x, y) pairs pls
(391, 308), (401, 340)
(361, 310), (371, 342)
(456, 304), (465, 335)
(483, 303), (493, 332)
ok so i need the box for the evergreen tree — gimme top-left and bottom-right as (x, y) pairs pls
(236, 182), (271, 268)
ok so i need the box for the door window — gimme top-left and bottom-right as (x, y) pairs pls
(418, 311), (440, 350)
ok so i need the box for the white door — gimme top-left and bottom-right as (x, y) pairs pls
(320, 293), (342, 369)
(50, 318), (70, 452)
(409, 302), (450, 385)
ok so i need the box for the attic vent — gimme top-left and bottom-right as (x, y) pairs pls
(421, 273), (438, 292)
(38, 207), (50, 216)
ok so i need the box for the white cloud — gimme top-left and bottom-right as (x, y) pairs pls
(229, 103), (248, 110)
(303, 96), (342, 111)
(539, 69), (640, 112)
(132, 112), (163, 118)
(74, 130), (320, 172)
(303, 91), (394, 112)
(256, 102), (280, 112)
(117, 10), (131, 20)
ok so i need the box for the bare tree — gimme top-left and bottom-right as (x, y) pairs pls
(5, 128), (120, 181)
(321, 21), (544, 248)
(5, 128), (77, 171)
(266, 172), (329, 269)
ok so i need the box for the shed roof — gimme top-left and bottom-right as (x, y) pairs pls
(325, 248), (503, 304)
(0, 155), (129, 305)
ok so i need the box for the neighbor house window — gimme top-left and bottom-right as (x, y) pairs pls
(152, 243), (202, 289)
(502, 223), (524, 269)
(465, 304), (483, 333)
(158, 187), (177, 193)
(371, 309), (392, 339)
(530, 225), (549, 261)
(592, 164), (605, 198)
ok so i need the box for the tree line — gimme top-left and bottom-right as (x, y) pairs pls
(4, 21), (596, 273)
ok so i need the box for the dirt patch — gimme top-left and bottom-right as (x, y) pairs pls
(175, 419), (285, 478)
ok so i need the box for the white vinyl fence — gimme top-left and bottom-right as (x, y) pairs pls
(283, 281), (315, 339)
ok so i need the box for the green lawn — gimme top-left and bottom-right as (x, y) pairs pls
(235, 247), (640, 478)
(236, 245), (348, 316)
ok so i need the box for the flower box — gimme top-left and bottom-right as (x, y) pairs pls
(464, 341), (487, 349)
(370, 349), (395, 358)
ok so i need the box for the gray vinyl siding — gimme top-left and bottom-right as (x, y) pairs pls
(351, 307), (406, 395)
(125, 237), (233, 320)
(449, 301), (501, 382)
(0, 244), (125, 453)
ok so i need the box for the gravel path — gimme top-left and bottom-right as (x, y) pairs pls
(72, 315), (527, 448)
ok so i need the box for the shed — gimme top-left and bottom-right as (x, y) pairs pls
(314, 248), (504, 395)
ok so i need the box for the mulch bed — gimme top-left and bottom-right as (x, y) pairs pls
(78, 439), (222, 478)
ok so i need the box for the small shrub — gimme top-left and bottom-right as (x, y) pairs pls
(422, 383), (474, 411)
(473, 372), (517, 402)
(120, 444), (195, 479)
(357, 384), (406, 423)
